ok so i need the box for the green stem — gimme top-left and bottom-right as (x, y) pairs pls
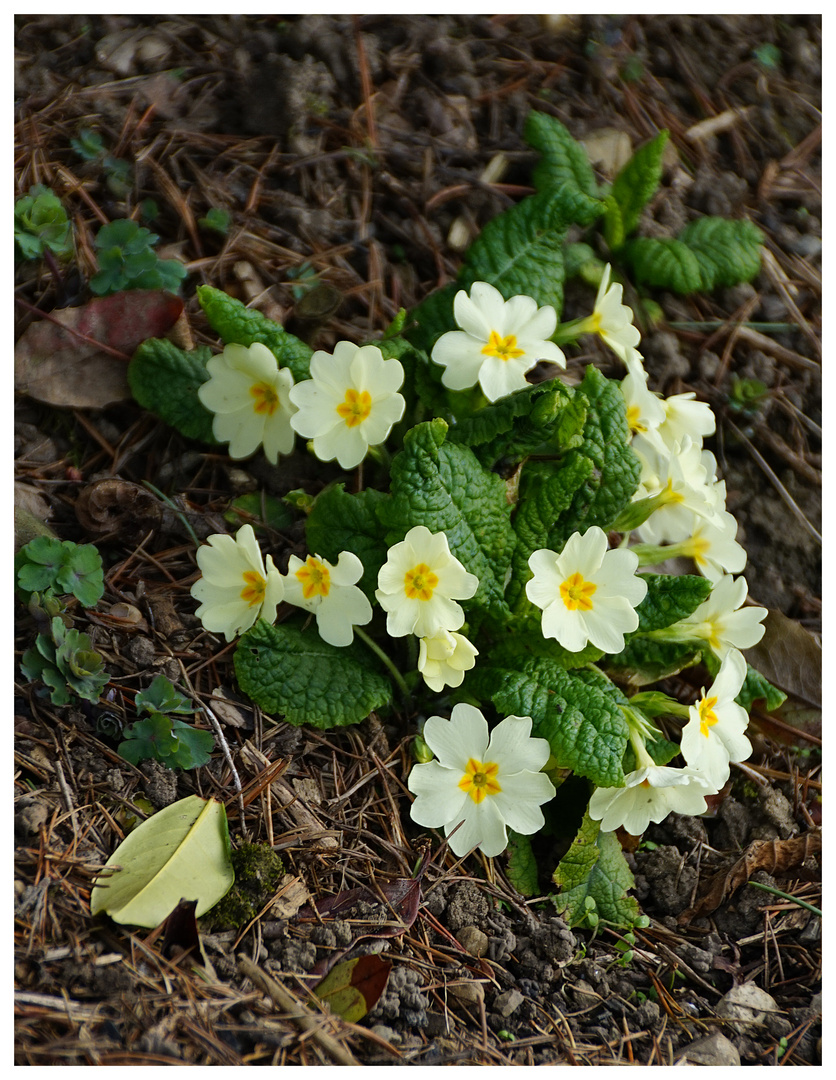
(354, 627), (411, 701)
(746, 880), (821, 918)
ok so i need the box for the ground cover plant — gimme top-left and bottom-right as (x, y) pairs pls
(15, 14), (820, 1066)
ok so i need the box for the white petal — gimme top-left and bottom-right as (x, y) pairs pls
(408, 762), (468, 827)
(447, 797), (508, 857)
(485, 715), (548, 774)
(424, 705), (489, 769)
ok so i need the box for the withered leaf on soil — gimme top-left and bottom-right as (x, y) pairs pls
(313, 954), (392, 1023)
(744, 608), (821, 708)
(678, 832), (822, 923)
(14, 290), (183, 408)
(75, 479), (164, 537)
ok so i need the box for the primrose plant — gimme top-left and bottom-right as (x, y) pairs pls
(128, 111), (777, 927)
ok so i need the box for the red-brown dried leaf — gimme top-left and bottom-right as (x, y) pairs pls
(14, 291), (183, 408)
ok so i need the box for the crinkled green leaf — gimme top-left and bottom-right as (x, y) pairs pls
(226, 492), (295, 533)
(524, 110), (602, 207)
(505, 456), (594, 611)
(458, 191), (573, 315)
(608, 636), (703, 686)
(622, 236), (704, 294)
(128, 339), (217, 444)
(447, 381), (581, 468)
(549, 366), (641, 548)
(472, 657), (628, 787)
(632, 574), (713, 634)
(552, 812), (640, 929)
(197, 284), (313, 382)
(610, 130), (669, 239)
(678, 216), (764, 290)
(90, 795), (234, 927)
(234, 619), (392, 729)
(305, 484), (388, 601)
(377, 420), (515, 620)
(506, 830), (539, 897)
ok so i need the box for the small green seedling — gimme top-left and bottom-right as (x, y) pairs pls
(20, 616), (109, 706)
(16, 536), (105, 608)
(118, 675), (214, 770)
(728, 374), (770, 417)
(14, 185), (74, 262)
(90, 219), (187, 296)
(198, 207), (231, 235)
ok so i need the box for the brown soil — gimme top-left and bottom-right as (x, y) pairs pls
(15, 14), (821, 1066)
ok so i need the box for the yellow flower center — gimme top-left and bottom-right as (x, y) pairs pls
(295, 556), (331, 599)
(240, 570), (267, 607)
(560, 571), (597, 612)
(458, 758), (501, 804)
(482, 330), (525, 363)
(660, 478), (684, 505)
(404, 563), (439, 601)
(626, 404), (646, 433)
(250, 381), (279, 416)
(336, 388), (372, 428)
(698, 694), (719, 737)
(685, 534), (711, 566)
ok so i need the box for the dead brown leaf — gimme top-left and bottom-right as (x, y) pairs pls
(744, 608), (822, 708)
(678, 832), (822, 923)
(14, 291), (183, 408)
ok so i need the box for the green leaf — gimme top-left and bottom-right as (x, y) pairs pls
(632, 574), (712, 634)
(90, 795), (234, 927)
(563, 242), (600, 281)
(136, 675), (193, 716)
(306, 484), (388, 601)
(737, 665), (787, 713)
(119, 712), (180, 765)
(16, 537), (104, 607)
(473, 657), (629, 787)
(197, 284), (313, 383)
(506, 830), (539, 897)
(523, 110), (601, 205)
(552, 811), (641, 929)
(313, 955), (392, 1023)
(14, 185), (74, 261)
(234, 619), (392, 729)
(226, 492), (295, 533)
(377, 420), (516, 620)
(505, 456), (594, 611)
(677, 216), (764, 290)
(610, 130), (669, 239)
(55, 544), (105, 608)
(20, 645), (72, 706)
(458, 191), (575, 316)
(128, 339), (217, 444)
(447, 381), (581, 468)
(608, 636), (703, 685)
(549, 366), (641, 548)
(622, 236), (703, 294)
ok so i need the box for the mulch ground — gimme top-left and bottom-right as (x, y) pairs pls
(14, 14), (821, 1066)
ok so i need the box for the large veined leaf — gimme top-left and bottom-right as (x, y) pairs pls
(234, 619), (392, 728)
(90, 796), (234, 927)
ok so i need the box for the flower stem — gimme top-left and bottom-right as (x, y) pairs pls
(354, 627), (411, 701)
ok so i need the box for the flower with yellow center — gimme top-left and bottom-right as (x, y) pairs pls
(376, 526), (478, 639)
(190, 524), (284, 642)
(526, 526), (647, 653)
(575, 264), (642, 366)
(665, 575), (766, 661)
(197, 342), (296, 464)
(282, 550), (372, 648)
(431, 281), (565, 402)
(407, 704), (555, 858)
(417, 629), (478, 692)
(289, 342), (405, 469)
